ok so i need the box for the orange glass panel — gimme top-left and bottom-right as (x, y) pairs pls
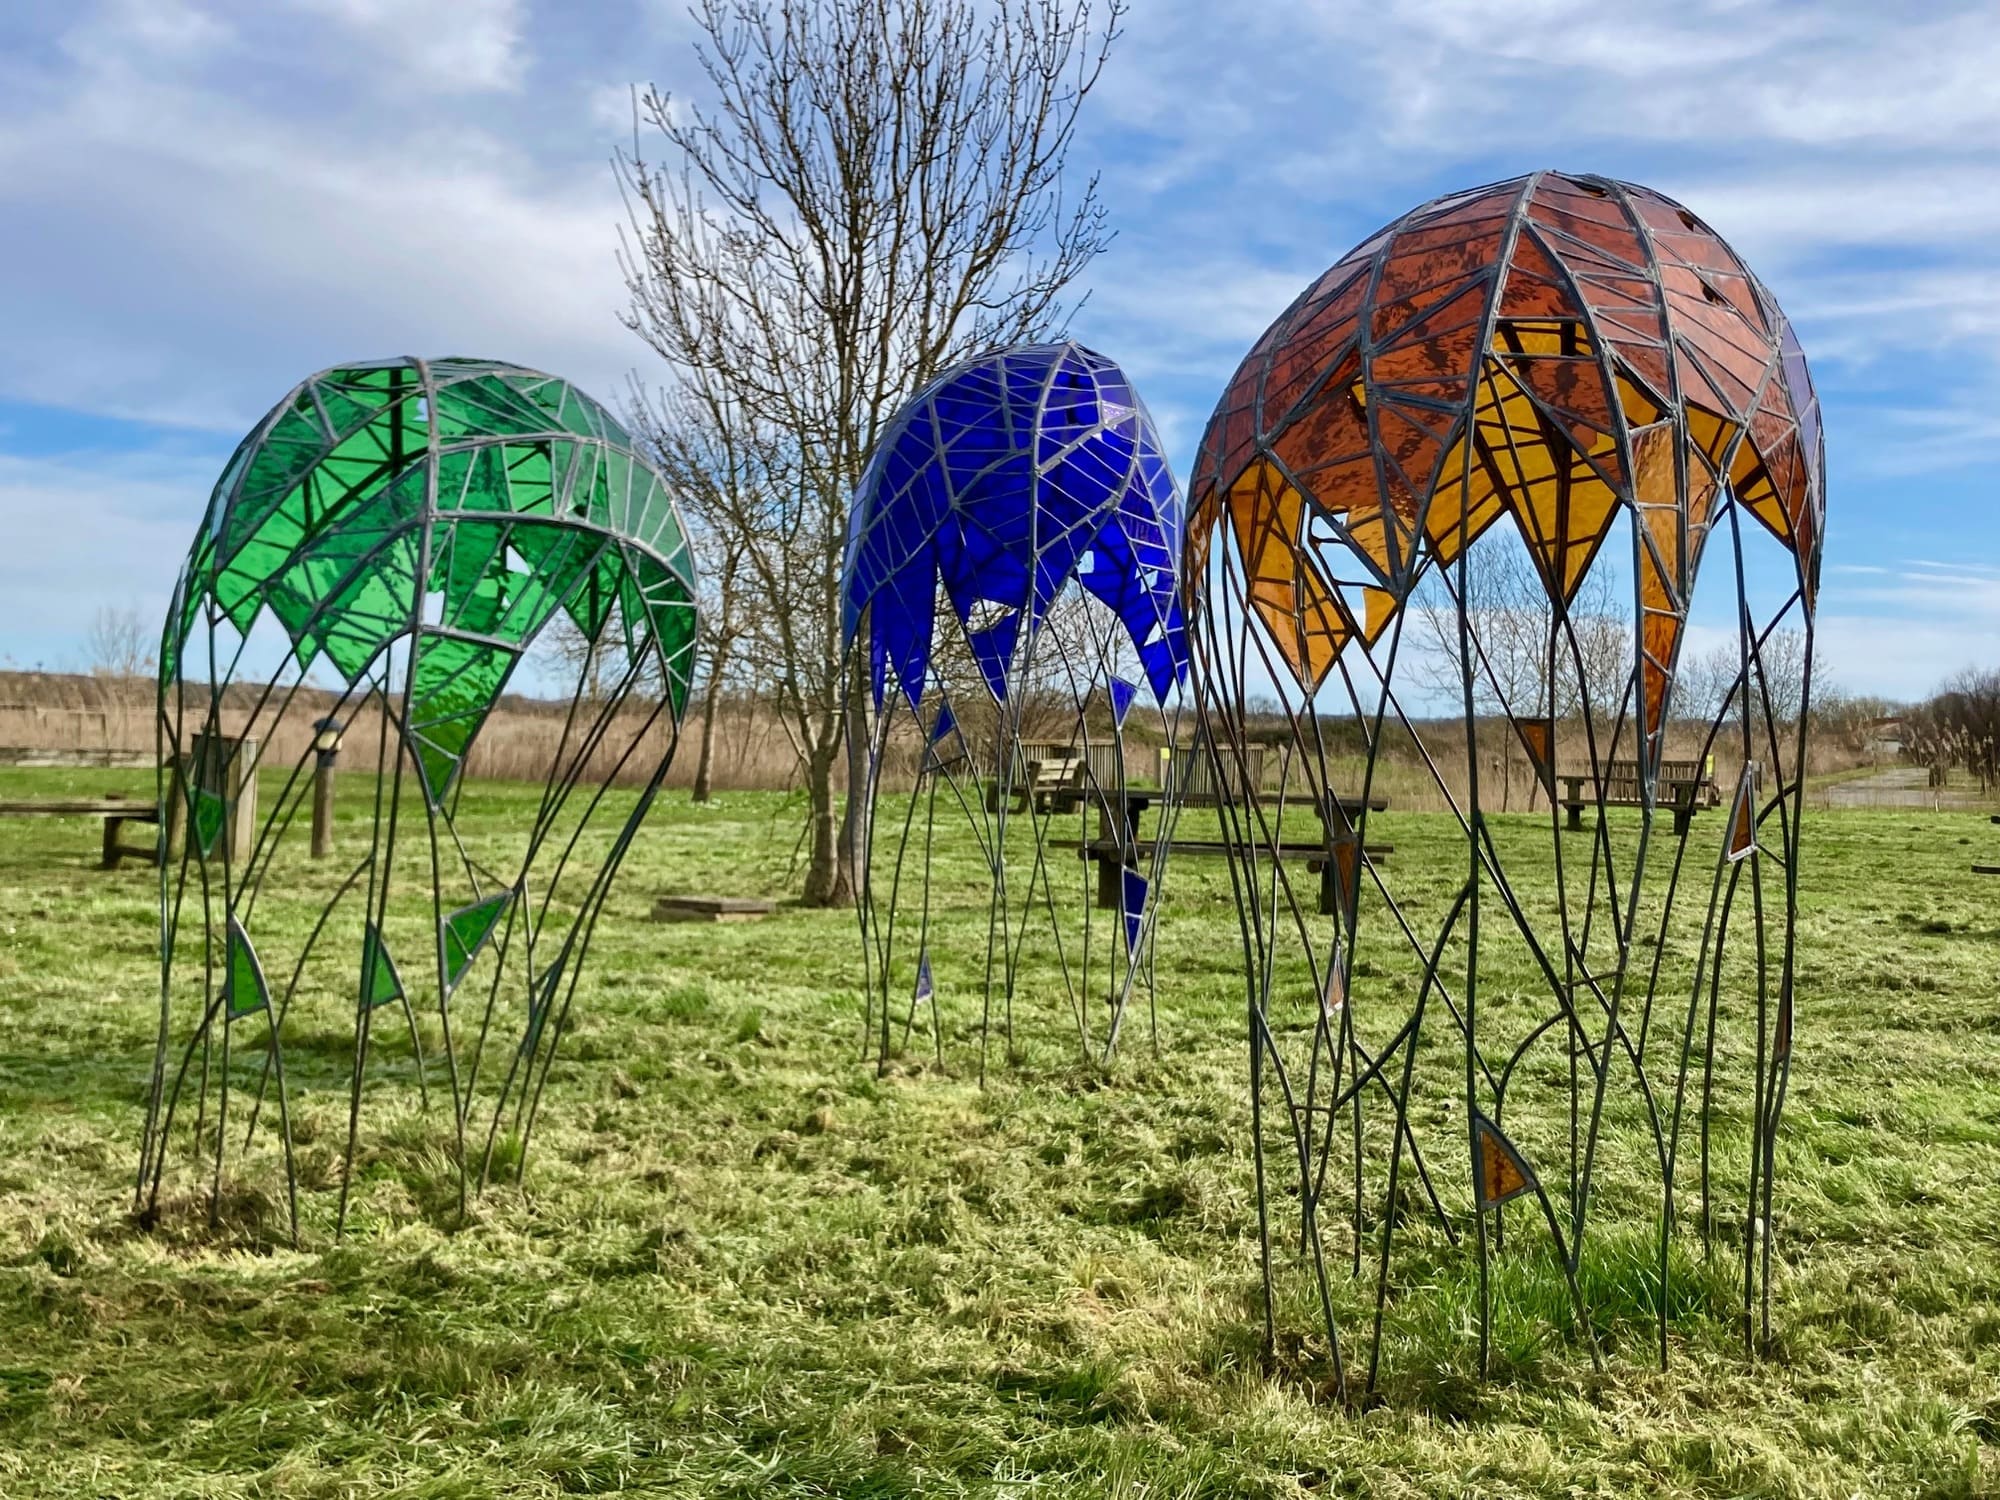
(1474, 1117), (1533, 1209)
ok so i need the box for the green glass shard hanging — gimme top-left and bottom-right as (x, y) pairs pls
(191, 787), (228, 859)
(442, 889), (514, 997)
(224, 918), (270, 1022)
(360, 923), (406, 1010)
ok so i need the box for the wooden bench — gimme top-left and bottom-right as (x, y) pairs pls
(1560, 758), (1719, 837)
(0, 795), (161, 869)
(1069, 835), (1393, 916)
(983, 753), (1087, 816)
(1058, 790), (1392, 917)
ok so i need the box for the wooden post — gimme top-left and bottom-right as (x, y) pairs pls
(166, 733), (259, 866)
(311, 759), (336, 859)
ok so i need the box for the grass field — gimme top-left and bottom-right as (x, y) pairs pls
(1, 766), (1997, 1497)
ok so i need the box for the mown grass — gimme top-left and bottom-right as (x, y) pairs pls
(0, 766), (1997, 1496)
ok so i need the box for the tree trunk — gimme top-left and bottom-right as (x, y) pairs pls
(802, 743), (845, 907)
(691, 647), (729, 803)
(834, 649), (872, 909)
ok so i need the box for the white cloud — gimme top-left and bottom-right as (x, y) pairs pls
(0, 448), (214, 670)
(0, 3), (644, 434)
(289, 0), (528, 93)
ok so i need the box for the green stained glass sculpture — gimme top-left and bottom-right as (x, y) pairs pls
(139, 358), (700, 1244)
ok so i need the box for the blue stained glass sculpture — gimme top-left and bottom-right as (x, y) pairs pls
(843, 341), (1188, 710)
(846, 342), (1193, 1076)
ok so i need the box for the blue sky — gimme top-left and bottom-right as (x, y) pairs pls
(2, 0), (1995, 700)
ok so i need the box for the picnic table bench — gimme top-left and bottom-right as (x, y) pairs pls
(1056, 788), (1391, 916)
(1560, 757), (1719, 837)
(983, 751), (1088, 816)
(0, 795), (161, 868)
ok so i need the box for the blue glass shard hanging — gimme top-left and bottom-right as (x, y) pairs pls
(1120, 867), (1148, 954)
(844, 342), (1193, 1076)
(928, 701), (957, 746)
(913, 951), (934, 1005)
(1107, 676), (1138, 731)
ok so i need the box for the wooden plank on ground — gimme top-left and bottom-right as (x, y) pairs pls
(652, 894), (777, 923)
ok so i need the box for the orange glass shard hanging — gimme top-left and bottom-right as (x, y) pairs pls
(1517, 717), (1556, 795)
(1473, 1114), (1534, 1210)
(1726, 763), (1758, 862)
(1324, 835), (1361, 915)
(1321, 956), (1346, 1020)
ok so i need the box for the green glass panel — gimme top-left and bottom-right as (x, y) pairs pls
(361, 923), (404, 1010)
(432, 376), (557, 443)
(511, 375), (603, 441)
(553, 440), (596, 518)
(225, 918), (270, 1022)
(430, 521), (510, 635)
(219, 407), (334, 563)
(407, 634), (515, 803)
(634, 552), (699, 717)
(505, 525), (602, 636)
(442, 889), (514, 995)
(310, 371), (391, 441)
(446, 444), (510, 514)
(503, 442), (555, 517)
(596, 448), (629, 530)
(191, 786), (227, 858)
(264, 487), (422, 683)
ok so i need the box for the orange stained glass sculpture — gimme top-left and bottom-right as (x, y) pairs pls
(1189, 170), (1824, 768)
(1184, 172), (1825, 1401)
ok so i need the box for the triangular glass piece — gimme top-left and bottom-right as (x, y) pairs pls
(1121, 866), (1148, 953)
(1515, 717), (1556, 796)
(1473, 1113), (1535, 1210)
(361, 922), (405, 1010)
(442, 889), (514, 997)
(1320, 950), (1346, 1020)
(192, 786), (228, 859)
(224, 917), (270, 1023)
(1726, 762), (1758, 862)
(1107, 676), (1138, 730)
(929, 700), (957, 745)
(913, 951), (934, 1003)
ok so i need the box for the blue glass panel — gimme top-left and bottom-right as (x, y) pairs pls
(1108, 677), (1137, 729)
(1121, 867), (1147, 953)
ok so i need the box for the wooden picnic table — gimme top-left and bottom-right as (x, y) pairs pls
(1560, 757), (1720, 837)
(1056, 787), (1391, 916)
(0, 795), (161, 869)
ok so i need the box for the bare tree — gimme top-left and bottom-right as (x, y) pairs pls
(1410, 532), (1626, 807)
(631, 383), (762, 804)
(87, 605), (156, 682)
(541, 611), (618, 707)
(618, 0), (1123, 905)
